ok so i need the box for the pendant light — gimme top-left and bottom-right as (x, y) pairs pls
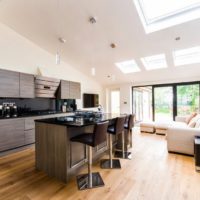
(91, 67), (96, 76)
(55, 52), (60, 65)
(55, 0), (67, 65)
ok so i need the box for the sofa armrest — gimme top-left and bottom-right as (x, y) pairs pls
(167, 126), (200, 136)
(167, 127), (200, 155)
(175, 115), (188, 123)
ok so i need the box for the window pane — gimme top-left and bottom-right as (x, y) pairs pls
(177, 84), (199, 115)
(133, 87), (152, 122)
(154, 86), (173, 122)
(139, 0), (200, 22)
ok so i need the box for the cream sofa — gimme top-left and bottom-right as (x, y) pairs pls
(140, 117), (187, 135)
(167, 114), (200, 155)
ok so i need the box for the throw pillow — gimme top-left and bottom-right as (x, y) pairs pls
(185, 112), (197, 124)
(188, 114), (200, 128)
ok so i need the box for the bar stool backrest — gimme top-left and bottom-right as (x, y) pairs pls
(128, 114), (134, 130)
(114, 116), (126, 135)
(93, 121), (109, 146)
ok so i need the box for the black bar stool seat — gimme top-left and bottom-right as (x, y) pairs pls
(107, 126), (115, 134)
(115, 114), (134, 159)
(100, 116), (126, 169)
(70, 121), (109, 190)
(71, 134), (94, 146)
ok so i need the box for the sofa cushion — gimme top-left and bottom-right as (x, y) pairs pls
(188, 114), (200, 127)
(170, 121), (187, 128)
(140, 121), (155, 128)
(195, 119), (200, 128)
(185, 112), (197, 124)
(188, 120), (196, 128)
(155, 122), (169, 129)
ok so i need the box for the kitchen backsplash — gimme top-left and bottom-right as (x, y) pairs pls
(0, 98), (56, 111)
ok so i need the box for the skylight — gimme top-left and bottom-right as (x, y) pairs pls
(173, 46), (200, 66)
(141, 54), (167, 70)
(134, 0), (200, 33)
(115, 60), (140, 74)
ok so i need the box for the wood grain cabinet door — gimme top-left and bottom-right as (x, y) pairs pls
(0, 69), (20, 97)
(0, 119), (25, 152)
(20, 73), (35, 98)
(69, 81), (81, 99)
(60, 80), (70, 99)
(24, 129), (35, 145)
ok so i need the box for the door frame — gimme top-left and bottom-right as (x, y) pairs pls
(110, 89), (120, 114)
(152, 84), (175, 121)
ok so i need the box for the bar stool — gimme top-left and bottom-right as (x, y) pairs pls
(100, 116), (126, 169)
(70, 121), (109, 190)
(115, 114), (134, 160)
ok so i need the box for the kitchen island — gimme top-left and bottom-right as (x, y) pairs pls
(35, 113), (122, 183)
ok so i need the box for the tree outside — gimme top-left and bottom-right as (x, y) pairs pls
(177, 84), (199, 115)
(154, 86), (173, 121)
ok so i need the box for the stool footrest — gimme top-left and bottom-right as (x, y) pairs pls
(76, 172), (104, 190)
(100, 159), (121, 169)
(114, 151), (132, 160)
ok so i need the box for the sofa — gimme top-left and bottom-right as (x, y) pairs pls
(140, 113), (200, 155)
(140, 118), (187, 135)
(167, 114), (200, 155)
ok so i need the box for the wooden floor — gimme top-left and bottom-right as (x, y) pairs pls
(0, 128), (200, 200)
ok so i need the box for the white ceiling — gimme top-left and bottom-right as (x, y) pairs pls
(0, 0), (200, 86)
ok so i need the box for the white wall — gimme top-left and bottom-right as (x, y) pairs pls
(0, 22), (105, 110)
(106, 84), (132, 114)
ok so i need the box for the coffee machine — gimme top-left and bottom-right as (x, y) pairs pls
(2, 102), (18, 118)
(0, 105), (3, 117)
(10, 103), (18, 117)
(2, 103), (11, 118)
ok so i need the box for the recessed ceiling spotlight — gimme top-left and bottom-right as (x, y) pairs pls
(107, 75), (115, 81)
(175, 37), (181, 41)
(110, 43), (116, 48)
(58, 37), (66, 43)
(89, 17), (97, 24)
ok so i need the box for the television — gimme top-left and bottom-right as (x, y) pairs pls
(83, 93), (99, 108)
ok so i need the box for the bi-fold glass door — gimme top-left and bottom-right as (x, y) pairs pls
(133, 82), (200, 122)
(133, 87), (152, 122)
(177, 84), (199, 115)
(153, 86), (173, 122)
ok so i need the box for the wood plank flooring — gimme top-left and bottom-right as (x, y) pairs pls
(0, 128), (200, 200)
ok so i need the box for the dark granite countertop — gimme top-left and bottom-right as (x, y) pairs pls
(35, 113), (123, 127)
(0, 111), (73, 120)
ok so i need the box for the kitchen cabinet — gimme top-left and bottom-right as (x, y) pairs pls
(20, 73), (35, 98)
(57, 80), (70, 99)
(0, 119), (24, 152)
(24, 117), (35, 145)
(0, 113), (73, 152)
(24, 113), (72, 145)
(0, 69), (35, 98)
(0, 69), (81, 99)
(0, 69), (20, 98)
(69, 81), (81, 99)
(57, 80), (81, 99)
(35, 75), (60, 98)
(24, 129), (35, 145)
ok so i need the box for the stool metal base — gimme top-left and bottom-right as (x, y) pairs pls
(196, 166), (200, 172)
(100, 159), (121, 169)
(114, 151), (132, 160)
(76, 172), (104, 190)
